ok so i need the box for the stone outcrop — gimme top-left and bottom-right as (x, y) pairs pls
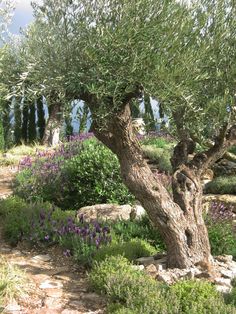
(77, 202), (146, 222)
(136, 254), (236, 294)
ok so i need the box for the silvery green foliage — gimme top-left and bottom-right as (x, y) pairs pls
(0, 0), (15, 43)
(5, 0), (236, 143)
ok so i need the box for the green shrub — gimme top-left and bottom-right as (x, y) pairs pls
(90, 256), (236, 314)
(225, 286), (236, 307)
(205, 176), (236, 195)
(170, 280), (221, 313)
(142, 145), (172, 173)
(206, 220), (235, 256)
(0, 196), (56, 245)
(109, 216), (165, 250)
(140, 136), (175, 149)
(14, 139), (134, 210)
(93, 239), (157, 263)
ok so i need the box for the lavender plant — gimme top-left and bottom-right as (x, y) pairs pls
(14, 134), (134, 209)
(205, 201), (236, 257)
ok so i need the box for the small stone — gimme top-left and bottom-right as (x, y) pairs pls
(136, 256), (154, 266)
(61, 310), (81, 314)
(11, 249), (22, 256)
(69, 300), (84, 309)
(184, 269), (195, 280)
(215, 284), (232, 294)
(155, 263), (163, 272)
(220, 269), (233, 279)
(0, 247), (11, 253)
(32, 254), (51, 262)
(215, 255), (233, 263)
(131, 265), (145, 271)
(4, 303), (21, 312)
(44, 297), (64, 309)
(45, 288), (63, 298)
(145, 264), (157, 276)
(156, 272), (177, 285)
(214, 278), (231, 287)
(39, 280), (63, 289)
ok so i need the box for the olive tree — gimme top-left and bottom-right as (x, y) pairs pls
(22, 0), (236, 268)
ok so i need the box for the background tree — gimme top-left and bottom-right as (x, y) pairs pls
(36, 96), (45, 142)
(13, 99), (21, 145)
(16, 0), (236, 268)
(0, 114), (5, 151)
(28, 102), (36, 143)
(21, 102), (29, 143)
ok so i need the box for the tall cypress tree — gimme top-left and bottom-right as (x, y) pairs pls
(22, 103), (29, 143)
(37, 96), (46, 141)
(2, 101), (11, 149)
(28, 102), (36, 143)
(14, 99), (22, 145)
(0, 116), (5, 152)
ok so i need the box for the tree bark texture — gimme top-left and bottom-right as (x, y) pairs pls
(43, 103), (62, 146)
(91, 103), (213, 269)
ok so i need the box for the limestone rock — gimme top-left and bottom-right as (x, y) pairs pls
(32, 254), (51, 262)
(145, 264), (157, 277)
(136, 256), (154, 266)
(77, 204), (133, 222)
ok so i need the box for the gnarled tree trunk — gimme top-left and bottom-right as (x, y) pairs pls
(92, 103), (212, 269)
(43, 103), (62, 146)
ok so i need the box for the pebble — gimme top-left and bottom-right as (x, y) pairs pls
(32, 254), (51, 262)
(39, 280), (63, 289)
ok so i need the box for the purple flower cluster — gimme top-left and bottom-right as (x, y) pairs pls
(208, 201), (236, 222)
(28, 208), (111, 261)
(17, 133), (95, 203)
(19, 132), (94, 171)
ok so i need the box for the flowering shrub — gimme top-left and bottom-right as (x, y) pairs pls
(205, 201), (236, 256)
(0, 197), (111, 265)
(14, 135), (134, 210)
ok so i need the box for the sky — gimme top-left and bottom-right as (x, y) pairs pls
(9, 0), (34, 34)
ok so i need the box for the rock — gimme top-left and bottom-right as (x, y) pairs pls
(131, 265), (145, 271)
(156, 272), (178, 285)
(11, 249), (22, 256)
(154, 263), (164, 272)
(0, 247), (12, 253)
(214, 278), (231, 287)
(39, 280), (63, 289)
(215, 284), (232, 294)
(136, 256), (154, 266)
(145, 264), (157, 277)
(77, 204), (133, 222)
(215, 255), (233, 263)
(131, 202), (146, 219)
(4, 302), (21, 313)
(220, 269), (233, 279)
(61, 310), (82, 314)
(32, 254), (51, 262)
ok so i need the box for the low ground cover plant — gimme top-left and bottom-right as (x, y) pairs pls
(205, 176), (236, 195)
(89, 256), (236, 314)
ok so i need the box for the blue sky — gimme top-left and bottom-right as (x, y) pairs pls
(9, 0), (34, 34)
